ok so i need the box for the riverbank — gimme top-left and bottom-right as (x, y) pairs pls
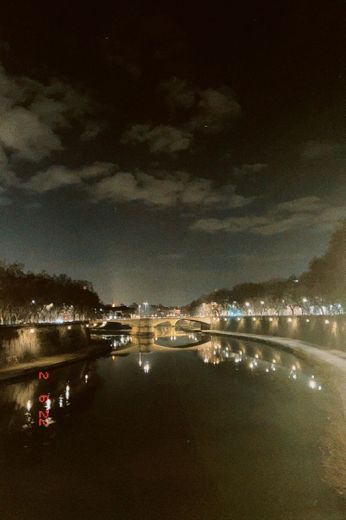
(208, 330), (346, 373)
(0, 343), (111, 383)
(210, 314), (346, 351)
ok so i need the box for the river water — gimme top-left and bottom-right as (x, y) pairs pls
(0, 333), (344, 519)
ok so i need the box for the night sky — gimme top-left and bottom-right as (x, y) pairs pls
(0, 1), (345, 305)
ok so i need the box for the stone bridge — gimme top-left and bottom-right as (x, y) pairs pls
(99, 316), (211, 336)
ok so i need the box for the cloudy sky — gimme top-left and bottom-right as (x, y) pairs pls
(0, 1), (345, 305)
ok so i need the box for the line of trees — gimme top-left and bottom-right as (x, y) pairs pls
(185, 220), (346, 316)
(0, 262), (101, 324)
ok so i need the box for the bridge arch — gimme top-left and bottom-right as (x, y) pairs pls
(174, 318), (211, 330)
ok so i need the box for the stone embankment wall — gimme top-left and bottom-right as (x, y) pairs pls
(215, 315), (346, 350)
(0, 323), (90, 369)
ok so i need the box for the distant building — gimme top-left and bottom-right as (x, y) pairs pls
(102, 304), (136, 319)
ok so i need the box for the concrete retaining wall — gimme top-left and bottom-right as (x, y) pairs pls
(214, 315), (346, 351)
(0, 323), (90, 368)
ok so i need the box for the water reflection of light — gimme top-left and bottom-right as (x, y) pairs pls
(198, 340), (325, 393)
(45, 397), (52, 411)
(84, 374), (89, 383)
(26, 399), (32, 412)
(59, 395), (64, 407)
(143, 362), (150, 374)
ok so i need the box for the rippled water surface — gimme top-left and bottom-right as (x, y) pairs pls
(0, 334), (345, 520)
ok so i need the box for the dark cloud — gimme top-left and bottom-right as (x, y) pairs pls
(0, 107), (62, 162)
(80, 122), (104, 141)
(0, 186), (11, 206)
(159, 77), (196, 110)
(93, 170), (252, 209)
(121, 124), (192, 153)
(275, 196), (323, 213)
(23, 162), (115, 193)
(161, 78), (241, 131)
(121, 79), (241, 155)
(0, 63), (94, 166)
(233, 163), (268, 176)
(189, 86), (241, 133)
(301, 140), (345, 160)
(191, 196), (346, 235)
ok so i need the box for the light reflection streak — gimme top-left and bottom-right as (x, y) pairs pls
(198, 340), (323, 391)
